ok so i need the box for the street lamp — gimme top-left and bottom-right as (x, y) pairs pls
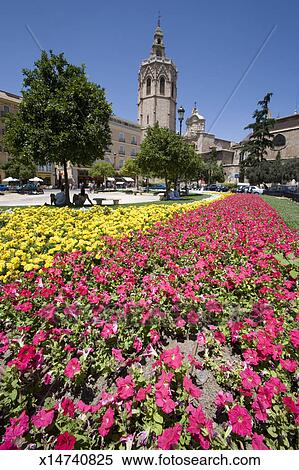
(177, 105), (185, 135)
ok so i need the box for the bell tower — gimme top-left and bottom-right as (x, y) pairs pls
(138, 18), (177, 140)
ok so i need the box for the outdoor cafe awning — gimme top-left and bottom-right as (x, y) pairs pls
(107, 177), (115, 181)
(123, 177), (134, 182)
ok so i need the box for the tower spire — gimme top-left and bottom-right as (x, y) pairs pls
(157, 11), (161, 27)
(151, 18), (165, 58)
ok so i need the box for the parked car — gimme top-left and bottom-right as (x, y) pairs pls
(17, 183), (44, 194)
(0, 184), (9, 191)
(148, 184), (166, 190)
(204, 184), (219, 191)
(216, 185), (229, 192)
(263, 185), (296, 198)
(290, 188), (299, 203)
(248, 186), (264, 194)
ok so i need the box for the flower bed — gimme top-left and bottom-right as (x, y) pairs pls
(0, 194), (298, 450)
(0, 196), (225, 283)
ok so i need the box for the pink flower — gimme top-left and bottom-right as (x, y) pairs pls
(149, 329), (160, 344)
(32, 409), (55, 428)
(64, 358), (81, 379)
(243, 348), (259, 365)
(289, 329), (299, 348)
(183, 376), (201, 398)
(98, 407), (115, 437)
(101, 322), (117, 339)
(196, 332), (206, 347)
(10, 344), (42, 372)
(205, 299), (222, 313)
(161, 346), (183, 369)
(15, 301), (32, 312)
(214, 331), (226, 344)
(112, 348), (125, 362)
(4, 410), (29, 441)
(240, 368), (261, 390)
(36, 304), (56, 321)
(136, 384), (152, 402)
(280, 358), (298, 372)
(187, 310), (199, 324)
(252, 433), (269, 450)
(0, 332), (9, 354)
(187, 405), (213, 449)
(228, 405), (252, 436)
(133, 336), (142, 352)
(0, 440), (18, 449)
(116, 375), (135, 400)
(43, 372), (53, 385)
(55, 432), (76, 450)
(264, 377), (286, 395)
(155, 391), (176, 413)
(61, 398), (75, 418)
(33, 330), (47, 346)
(157, 423), (182, 450)
(283, 396), (299, 414)
(215, 390), (234, 407)
(176, 317), (186, 328)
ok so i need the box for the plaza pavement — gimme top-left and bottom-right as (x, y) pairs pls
(0, 189), (162, 207)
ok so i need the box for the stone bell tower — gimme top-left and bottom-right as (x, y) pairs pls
(138, 18), (177, 140)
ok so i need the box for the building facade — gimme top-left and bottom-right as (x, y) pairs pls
(138, 20), (177, 140)
(0, 90), (21, 182)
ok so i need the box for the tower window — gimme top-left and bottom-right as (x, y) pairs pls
(160, 76), (165, 95)
(157, 38), (161, 44)
(171, 82), (174, 98)
(147, 115), (149, 125)
(146, 77), (151, 95)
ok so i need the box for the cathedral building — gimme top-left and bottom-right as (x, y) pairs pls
(138, 19), (177, 139)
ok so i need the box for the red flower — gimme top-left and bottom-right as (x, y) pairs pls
(98, 407), (115, 437)
(214, 331), (226, 344)
(133, 336), (142, 352)
(280, 358), (298, 372)
(183, 376), (201, 398)
(61, 398), (75, 418)
(243, 348), (259, 366)
(215, 390), (234, 407)
(228, 405), (252, 436)
(32, 409), (55, 428)
(64, 358), (81, 379)
(4, 410), (29, 441)
(0, 332), (9, 354)
(252, 433), (269, 450)
(283, 396), (299, 414)
(116, 375), (135, 400)
(136, 384), (152, 402)
(187, 310), (199, 324)
(289, 329), (299, 348)
(157, 423), (182, 449)
(205, 299), (222, 313)
(55, 432), (76, 450)
(155, 391), (176, 414)
(161, 346), (183, 369)
(149, 329), (160, 344)
(240, 368), (261, 390)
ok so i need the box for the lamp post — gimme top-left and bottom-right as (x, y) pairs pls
(177, 105), (185, 135)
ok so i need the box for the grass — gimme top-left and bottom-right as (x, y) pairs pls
(262, 195), (299, 230)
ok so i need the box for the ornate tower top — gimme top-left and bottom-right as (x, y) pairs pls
(185, 104), (206, 137)
(151, 17), (165, 58)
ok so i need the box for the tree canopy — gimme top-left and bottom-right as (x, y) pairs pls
(89, 160), (115, 178)
(3, 50), (112, 203)
(137, 124), (202, 190)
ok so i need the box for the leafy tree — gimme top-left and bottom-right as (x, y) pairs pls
(119, 158), (141, 188)
(2, 154), (36, 182)
(89, 161), (115, 187)
(3, 51), (112, 204)
(240, 93), (274, 184)
(137, 124), (197, 192)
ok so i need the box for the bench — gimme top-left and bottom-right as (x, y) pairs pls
(93, 198), (120, 206)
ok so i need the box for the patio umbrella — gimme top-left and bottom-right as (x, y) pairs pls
(2, 177), (19, 182)
(29, 177), (44, 182)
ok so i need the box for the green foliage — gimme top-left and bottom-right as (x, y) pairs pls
(2, 154), (36, 181)
(89, 161), (115, 178)
(3, 50), (112, 203)
(137, 124), (201, 189)
(202, 149), (225, 184)
(119, 158), (141, 177)
(240, 93), (275, 167)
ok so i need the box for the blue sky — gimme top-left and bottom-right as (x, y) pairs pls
(1, 0), (299, 141)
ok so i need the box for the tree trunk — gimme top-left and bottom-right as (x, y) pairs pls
(136, 175), (139, 190)
(63, 159), (70, 206)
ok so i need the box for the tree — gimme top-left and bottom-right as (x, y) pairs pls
(137, 124), (195, 192)
(3, 51), (112, 204)
(240, 93), (274, 184)
(89, 161), (115, 187)
(2, 154), (36, 182)
(119, 158), (141, 188)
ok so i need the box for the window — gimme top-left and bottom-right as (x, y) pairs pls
(131, 135), (137, 145)
(160, 76), (165, 95)
(130, 148), (137, 157)
(118, 132), (125, 142)
(119, 145), (125, 155)
(273, 134), (286, 147)
(171, 82), (174, 98)
(147, 115), (149, 125)
(119, 160), (124, 168)
(146, 77), (151, 95)
(157, 38), (161, 44)
(4, 105), (9, 113)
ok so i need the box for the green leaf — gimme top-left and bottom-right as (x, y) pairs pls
(267, 427), (278, 438)
(153, 412), (164, 424)
(289, 269), (298, 279)
(10, 389), (17, 401)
